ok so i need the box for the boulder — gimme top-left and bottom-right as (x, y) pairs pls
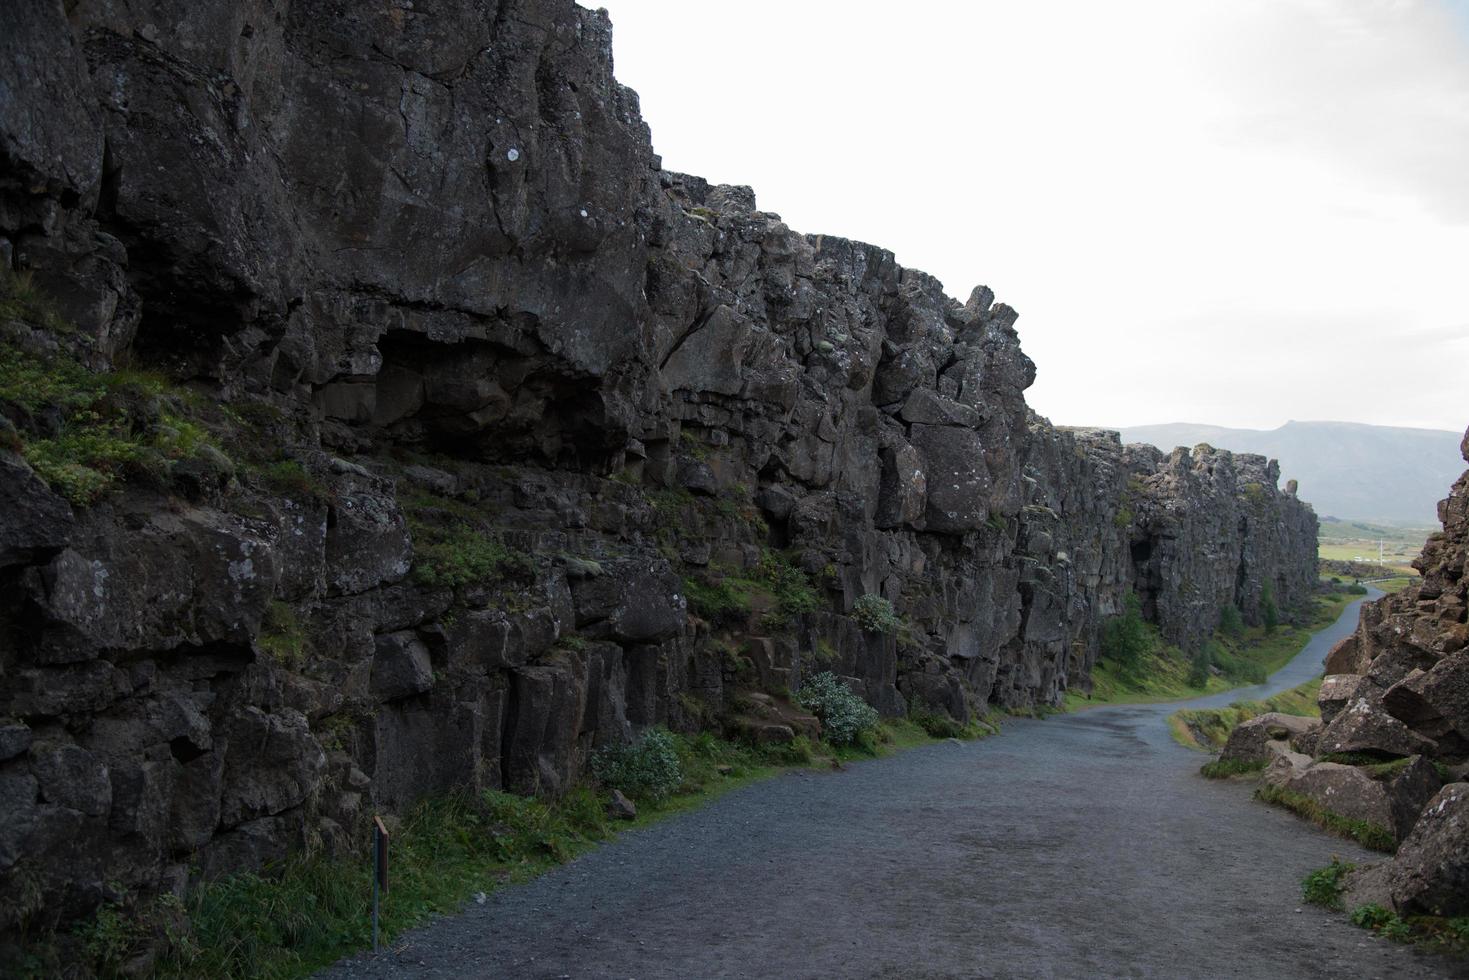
(0, 453), (74, 570)
(1324, 635), (1368, 675)
(1317, 673), (1368, 725)
(1218, 712), (1319, 766)
(324, 473), (411, 595)
(1318, 696), (1436, 759)
(217, 707), (325, 829)
(1386, 783), (1469, 916)
(606, 788), (637, 820)
(909, 424), (991, 533)
(370, 632), (434, 702)
(28, 741), (110, 817)
(1384, 650), (1469, 742)
(1283, 756), (1439, 843)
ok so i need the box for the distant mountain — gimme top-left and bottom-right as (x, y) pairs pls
(1115, 420), (1463, 524)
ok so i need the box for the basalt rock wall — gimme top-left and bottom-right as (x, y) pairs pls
(0, 0), (1316, 935)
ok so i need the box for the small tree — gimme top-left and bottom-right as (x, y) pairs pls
(1187, 645), (1211, 688)
(1262, 583), (1279, 635)
(1218, 603), (1244, 639)
(1101, 592), (1150, 671)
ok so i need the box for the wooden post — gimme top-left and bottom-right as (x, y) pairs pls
(372, 816), (389, 952)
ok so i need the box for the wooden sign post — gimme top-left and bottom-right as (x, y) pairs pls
(372, 816), (390, 952)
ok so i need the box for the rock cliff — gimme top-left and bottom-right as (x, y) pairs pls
(0, 0), (1316, 937)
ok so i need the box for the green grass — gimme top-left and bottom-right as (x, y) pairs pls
(1169, 676), (1323, 752)
(1199, 757), (1268, 779)
(1255, 783), (1396, 853)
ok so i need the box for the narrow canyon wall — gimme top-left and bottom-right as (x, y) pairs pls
(0, 0), (1316, 934)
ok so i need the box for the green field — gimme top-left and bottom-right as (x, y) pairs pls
(1317, 518), (1432, 576)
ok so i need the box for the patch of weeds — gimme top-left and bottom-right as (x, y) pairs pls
(1200, 757), (1267, 779)
(257, 460), (326, 500)
(72, 890), (193, 977)
(1351, 904), (1414, 942)
(0, 334), (225, 506)
(411, 524), (531, 590)
(795, 671), (879, 746)
(258, 601), (308, 669)
(0, 269), (72, 333)
(1255, 783), (1396, 853)
(1302, 859), (1354, 909)
(684, 575), (753, 625)
(591, 728), (682, 802)
(905, 696), (996, 740)
(313, 713), (360, 753)
(150, 790), (611, 978)
(852, 594), (902, 635)
(685, 550), (821, 629)
(754, 550), (819, 627)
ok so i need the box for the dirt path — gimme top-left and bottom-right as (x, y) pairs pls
(322, 595), (1465, 979)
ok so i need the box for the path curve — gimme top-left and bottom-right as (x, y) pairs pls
(324, 592), (1464, 979)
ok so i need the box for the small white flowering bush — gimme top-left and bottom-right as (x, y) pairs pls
(852, 594), (902, 635)
(796, 671), (880, 746)
(592, 727), (682, 800)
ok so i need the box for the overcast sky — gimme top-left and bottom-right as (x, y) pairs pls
(598, 0), (1468, 433)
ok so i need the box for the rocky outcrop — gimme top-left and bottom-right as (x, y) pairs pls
(1249, 430), (1469, 910)
(0, 0), (1317, 939)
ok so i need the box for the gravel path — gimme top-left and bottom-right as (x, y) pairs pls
(322, 594), (1467, 979)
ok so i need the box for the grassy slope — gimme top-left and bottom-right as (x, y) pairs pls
(1065, 591), (1355, 713)
(1169, 676), (1322, 752)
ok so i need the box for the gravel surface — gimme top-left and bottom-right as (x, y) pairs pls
(322, 593), (1467, 979)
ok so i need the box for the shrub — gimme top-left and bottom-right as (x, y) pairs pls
(1345, 583), (1368, 595)
(591, 728), (682, 801)
(1302, 860), (1355, 909)
(852, 594), (902, 635)
(1262, 583), (1279, 634)
(796, 671), (879, 746)
(1101, 592), (1149, 670)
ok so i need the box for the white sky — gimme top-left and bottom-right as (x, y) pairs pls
(598, 0), (1469, 432)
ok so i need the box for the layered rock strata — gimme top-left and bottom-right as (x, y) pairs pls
(0, 0), (1316, 935)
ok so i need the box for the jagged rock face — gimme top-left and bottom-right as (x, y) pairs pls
(1319, 431), (1469, 761)
(0, 0), (1316, 934)
(1302, 430), (1469, 914)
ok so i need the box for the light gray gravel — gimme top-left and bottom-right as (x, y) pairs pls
(321, 593), (1468, 979)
